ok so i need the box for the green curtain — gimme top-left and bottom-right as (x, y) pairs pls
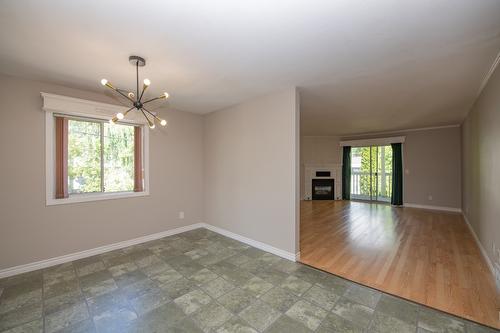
(342, 146), (351, 200)
(391, 143), (403, 206)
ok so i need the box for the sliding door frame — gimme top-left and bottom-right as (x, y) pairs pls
(350, 144), (392, 203)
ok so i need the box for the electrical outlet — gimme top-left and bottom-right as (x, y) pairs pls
(428, 195), (433, 201)
(179, 211), (184, 219)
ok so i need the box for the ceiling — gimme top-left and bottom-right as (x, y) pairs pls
(1, 0), (500, 135)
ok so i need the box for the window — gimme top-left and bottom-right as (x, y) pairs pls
(52, 115), (145, 203)
(67, 119), (102, 194)
(43, 92), (149, 205)
(54, 115), (144, 202)
(67, 118), (136, 194)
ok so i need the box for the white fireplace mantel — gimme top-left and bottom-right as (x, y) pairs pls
(303, 163), (342, 200)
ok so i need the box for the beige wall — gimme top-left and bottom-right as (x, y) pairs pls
(0, 75), (204, 270)
(301, 126), (462, 208)
(462, 64), (500, 265)
(301, 136), (341, 165)
(401, 127), (461, 208)
(204, 88), (300, 255)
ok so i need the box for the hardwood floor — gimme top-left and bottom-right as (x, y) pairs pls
(300, 200), (500, 329)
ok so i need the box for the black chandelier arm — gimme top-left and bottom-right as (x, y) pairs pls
(116, 87), (134, 96)
(142, 96), (161, 105)
(138, 83), (148, 103)
(106, 85), (135, 103)
(122, 106), (135, 117)
(141, 107), (161, 122)
(103, 56), (170, 129)
(115, 89), (135, 103)
(140, 108), (154, 126)
(111, 106), (135, 123)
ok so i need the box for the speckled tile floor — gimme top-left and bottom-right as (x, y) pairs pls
(0, 228), (497, 332)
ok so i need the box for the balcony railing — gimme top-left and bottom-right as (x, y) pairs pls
(351, 171), (392, 201)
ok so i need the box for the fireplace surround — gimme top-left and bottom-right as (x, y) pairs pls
(303, 164), (341, 200)
(312, 178), (335, 200)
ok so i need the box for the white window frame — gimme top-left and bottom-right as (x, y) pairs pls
(42, 92), (150, 206)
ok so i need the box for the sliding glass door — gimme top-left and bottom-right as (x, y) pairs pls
(350, 145), (392, 202)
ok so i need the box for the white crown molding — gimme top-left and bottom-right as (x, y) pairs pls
(302, 124), (461, 139)
(462, 50), (500, 125)
(41, 92), (147, 124)
(340, 136), (405, 147)
(0, 223), (205, 279)
(476, 50), (500, 101)
(0, 223), (297, 279)
(340, 124), (460, 139)
(403, 203), (461, 213)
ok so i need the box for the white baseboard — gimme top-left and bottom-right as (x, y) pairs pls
(0, 222), (297, 279)
(462, 213), (495, 277)
(0, 223), (204, 279)
(404, 203), (462, 213)
(201, 223), (297, 262)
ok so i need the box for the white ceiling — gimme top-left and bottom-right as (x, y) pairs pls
(1, 0), (500, 135)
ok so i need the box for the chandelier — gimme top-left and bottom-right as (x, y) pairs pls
(101, 55), (168, 129)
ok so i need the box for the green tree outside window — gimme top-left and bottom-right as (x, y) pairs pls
(68, 119), (134, 194)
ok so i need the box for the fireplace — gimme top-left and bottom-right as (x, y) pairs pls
(312, 178), (335, 200)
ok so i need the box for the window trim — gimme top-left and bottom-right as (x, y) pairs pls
(43, 92), (150, 206)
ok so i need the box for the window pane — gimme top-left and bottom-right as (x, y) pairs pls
(351, 147), (372, 198)
(68, 120), (102, 193)
(103, 122), (134, 192)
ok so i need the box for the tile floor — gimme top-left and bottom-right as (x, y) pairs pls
(0, 228), (497, 333)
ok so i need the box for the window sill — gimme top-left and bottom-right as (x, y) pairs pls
(46, 191), (150, 206)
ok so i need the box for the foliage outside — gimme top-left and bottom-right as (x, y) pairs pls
(351, 145), (392, 200)
(68, 119), (134, 194)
